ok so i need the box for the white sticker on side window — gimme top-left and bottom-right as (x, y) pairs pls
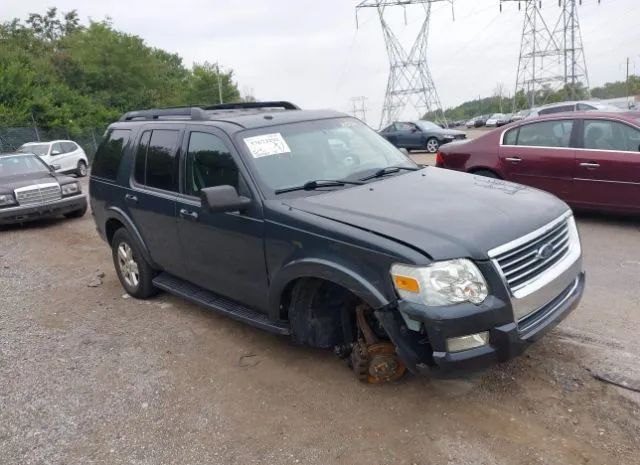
(244, 133), (291, 158)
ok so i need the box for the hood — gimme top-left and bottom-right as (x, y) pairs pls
(0, 172), (61, 193)
(284, 168), (569, 261)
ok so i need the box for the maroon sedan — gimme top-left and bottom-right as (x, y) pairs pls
(436, 111), (640, 214)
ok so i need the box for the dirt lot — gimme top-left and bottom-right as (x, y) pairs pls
(1, 169), (639, 464)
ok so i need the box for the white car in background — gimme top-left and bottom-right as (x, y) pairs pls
(17, 140), (89, 177)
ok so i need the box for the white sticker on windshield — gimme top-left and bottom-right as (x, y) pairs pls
(244, 133), (291, 158)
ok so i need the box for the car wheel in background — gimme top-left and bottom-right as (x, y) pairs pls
(76, 160), (88, 177)
(472, 169), (500, 179)
(64, 204), (87, 219)
(111, 228), (158, 299)
(425, 137), (440, 153)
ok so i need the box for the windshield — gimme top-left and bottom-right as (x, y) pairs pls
(414, 120), (440, 131)
(237, 117), (416, 195)
(18, 144), (50, 156)
(0, 154), (50, 177)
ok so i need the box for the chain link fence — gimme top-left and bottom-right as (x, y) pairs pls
(0, 126), (106, 163)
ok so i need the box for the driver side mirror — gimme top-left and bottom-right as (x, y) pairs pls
(398, 148), (409, 156)
(410, 127), (419, 133)
(51, 150), (61, 156)
(201, 185), (251, 213)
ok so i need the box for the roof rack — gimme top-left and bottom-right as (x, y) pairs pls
(119, 107), (209, 122)
(118, 101), (300, 122)
(203, 101), (300, 111)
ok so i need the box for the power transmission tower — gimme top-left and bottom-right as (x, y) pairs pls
(501, 0), (598, 109)
(350, 96), (368, 123)
(552, 0), (591, 99)
(356, 0), (454, 128)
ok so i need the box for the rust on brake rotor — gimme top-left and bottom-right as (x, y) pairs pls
(350, 304), (406, 384)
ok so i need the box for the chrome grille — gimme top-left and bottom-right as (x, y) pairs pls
(493, 219), (571, 292)
(14, 183), (62, 206)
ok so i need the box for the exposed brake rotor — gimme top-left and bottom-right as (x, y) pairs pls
(350, 305), (406, 384)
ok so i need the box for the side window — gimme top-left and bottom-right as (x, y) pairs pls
(134, 131), (151, 185)
(92, 129), (131, 180)
(134, 130), (179, 191)
(186, 132), (239, 196)
(577, 103), (596, 111)
(503, 127), (518, 145)
(584, 120), (640, 152)
(517, 120), (574, 148)
(51, 142), (64, 155)
(63, 142), (78, 152)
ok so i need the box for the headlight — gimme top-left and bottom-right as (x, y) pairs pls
(61, 183), (80, 196)
(0, 193), (17, 207)
(391, 259), (489, 306)
(443, 134), (455, 139)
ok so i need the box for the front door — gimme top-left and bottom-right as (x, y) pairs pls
(499, 119), (576, 201)
(573, 118), (640, 213)
(176, 127), (269, 312)
(125, 125), (186, 276)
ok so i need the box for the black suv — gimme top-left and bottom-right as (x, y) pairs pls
(90, 101), (585, 383)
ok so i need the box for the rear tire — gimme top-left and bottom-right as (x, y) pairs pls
(111, 228), (158, 299)
(472, 169), (500, 179)
(76, 160), (88, 177)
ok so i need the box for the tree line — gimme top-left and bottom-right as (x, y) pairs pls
(425, 78), (640, 123)
(0, 8), (246, 132)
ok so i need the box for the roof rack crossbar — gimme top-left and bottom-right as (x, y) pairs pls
(119, 107), (208, 122)
(203, 101), (300, 111)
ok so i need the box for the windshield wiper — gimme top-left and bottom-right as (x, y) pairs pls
(274, 179), (364, 195)
(359, 165), (420, 182)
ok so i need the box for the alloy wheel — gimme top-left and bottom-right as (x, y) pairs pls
(117, 242), (139, 288)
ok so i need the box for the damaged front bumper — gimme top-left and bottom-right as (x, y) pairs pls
(376, 270), (585, 376)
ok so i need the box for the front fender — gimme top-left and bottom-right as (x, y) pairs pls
(268, 257), (392, 319)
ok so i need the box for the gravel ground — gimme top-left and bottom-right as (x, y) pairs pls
(1, 168), (639, 464)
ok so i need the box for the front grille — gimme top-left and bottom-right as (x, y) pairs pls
(15, 184), (62, 206)
(494, 219), (570, 291)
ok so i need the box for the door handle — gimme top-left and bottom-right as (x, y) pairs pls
(505, 157), (522, 163)
(579, 162), (600, 169)
(124, 194), (138, 203)
(179, 208), (199, 221)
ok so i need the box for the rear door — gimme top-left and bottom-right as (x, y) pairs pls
(499, 119), (576, 201)
(125, 125), (186, 276)
(573, 118), (640, 213)
(175, 126), (269, 311)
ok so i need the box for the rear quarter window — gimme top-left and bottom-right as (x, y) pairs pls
(92, 129), (131, 180)
(503, 128), (518, 145)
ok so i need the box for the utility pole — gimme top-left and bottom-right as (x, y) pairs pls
(356, 0), (455, 128)
(216, 62), (223, 104)
(626, 57), (630, 103)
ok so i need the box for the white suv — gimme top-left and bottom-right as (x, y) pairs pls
(17, 140), (89, 177)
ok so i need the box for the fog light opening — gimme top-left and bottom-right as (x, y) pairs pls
(446, 331), (489, 353)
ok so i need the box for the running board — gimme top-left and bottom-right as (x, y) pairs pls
(152, 272), (290, 335)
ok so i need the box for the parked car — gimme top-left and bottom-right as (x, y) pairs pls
(0, 152), (87, 225)
(527, 101), (622, 118)
(510, 110), (531, 122)
(485, 113), (510, 127)
(17, 140), (89, 177)
(465, 115), (489, 128)
(436, 111), (640, 214)
(379, 120), (466, 153)
(90, 101), (584, 383)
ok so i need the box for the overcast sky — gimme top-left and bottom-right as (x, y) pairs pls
(4, 0), (640, 126)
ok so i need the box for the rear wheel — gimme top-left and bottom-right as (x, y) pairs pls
(76, 160), (88, 177)
(111, 228), (158, 299)
(472, 169), (500, 179)
(425, 137), (440, 153)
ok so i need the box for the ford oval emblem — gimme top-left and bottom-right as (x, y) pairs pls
(536, 243), (554, 260)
